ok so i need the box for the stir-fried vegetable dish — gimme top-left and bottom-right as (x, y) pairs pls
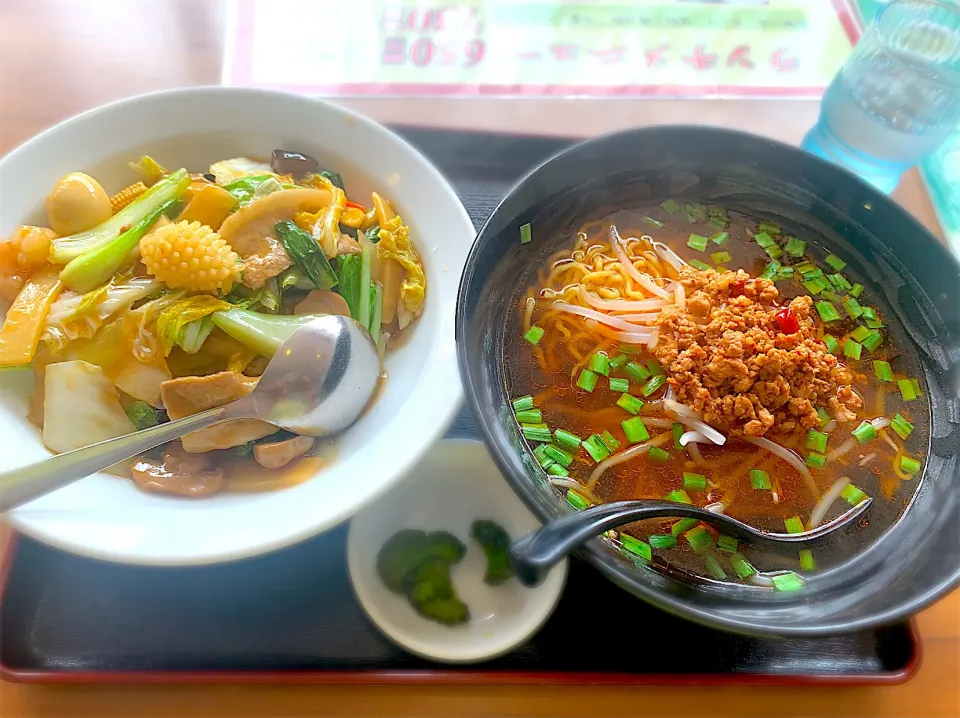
(0, 150), (426, 497)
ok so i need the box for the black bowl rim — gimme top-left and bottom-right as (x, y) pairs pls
(455, 123), (960, 636)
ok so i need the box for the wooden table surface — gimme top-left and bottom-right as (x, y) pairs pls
(1, 1), (957, 716)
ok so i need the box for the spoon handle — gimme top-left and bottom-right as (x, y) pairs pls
(0, 406), (229, 512)
(509, 499), (871, 587)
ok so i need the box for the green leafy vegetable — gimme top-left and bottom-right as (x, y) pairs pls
(470, 519), (515, 586)
(365, 224), (381, 243)
(50, 169), (191, 264)
(128, 155), (169, 185)
(274, 221), (338, 290)
(317, 170), (344, 190)
(59, 199), (178, 293)
(156, 295), (234, 356)
(222, 175), (277, 206)
(125, 401), (164, 430)
(211, 308), (323, 357)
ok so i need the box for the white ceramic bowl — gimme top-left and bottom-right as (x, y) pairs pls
(348, 440), (567, 664)
(0, 87), (475, 565)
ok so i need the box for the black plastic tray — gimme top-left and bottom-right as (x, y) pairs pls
(0, 128), (919, 684)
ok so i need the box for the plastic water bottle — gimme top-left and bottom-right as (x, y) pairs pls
(802, 0), (960, 194)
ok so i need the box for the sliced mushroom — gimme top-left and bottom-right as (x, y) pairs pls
(254, 435), (316, 469)
(294, 290), (351, 317)
(131, 444), (223, 498)
(218, 189), (332, 289)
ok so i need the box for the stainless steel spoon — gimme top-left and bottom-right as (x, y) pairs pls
(0, 315), (381, 512)
(510, 497), (873, 586)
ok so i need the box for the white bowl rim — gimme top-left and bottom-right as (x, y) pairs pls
(0, 86), (475, 565)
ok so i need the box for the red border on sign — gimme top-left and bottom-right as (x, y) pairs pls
(226, 0), (864, 98)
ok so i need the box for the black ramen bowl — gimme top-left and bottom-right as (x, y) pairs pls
(456, 126), (960, 637)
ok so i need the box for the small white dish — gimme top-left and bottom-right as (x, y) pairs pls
(0, 87), (475, 565)
(347, 439), (567, 664)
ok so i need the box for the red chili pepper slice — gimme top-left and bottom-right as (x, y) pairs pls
(775, 307), (800, 334)
(345, 200), (366, 211)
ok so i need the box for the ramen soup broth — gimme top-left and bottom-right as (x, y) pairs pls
(504, 204), (929, 586)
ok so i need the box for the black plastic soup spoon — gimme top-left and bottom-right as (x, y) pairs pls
(509, 497), (873, 586)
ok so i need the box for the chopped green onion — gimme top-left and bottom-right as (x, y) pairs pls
(621, 416), (650, 443)
(784, 236), (807, 257)
(828, 273), (852, 291)
(760, 261), (780, 280)
(862, 330), (883, 353)
(806, 430), (828, 453)
(519, 223), (532, 245)
(708, 216), (726, 230)
(514, 409), (542, 424)
(682, 203), (705, 223)
(825, 254), (847, 271)
(773, 572), (805, 592)
(512, 395), (534, 412)
(620, 535), (652, 561)
(799, 549), (816, 571)
(910, 378), (922, 397)
(647, 359), (665, 376)
(671, 518), (700, 537)
(523, 326), (545, 345)
(648, 534), (676, 549)
(533, 443), (552, 467)
(619, 344), (643, 355)
(843, 297), (864, 319)
(730, 553), (757, 579)
(608, 353), (629, 371)
(784, 516), (805, 534)
(711, 231), (729, 245)
(765, 245), (783, 260)
(609, 377), (630, 393)
(707, 205), (727, 219)
(682, 472), (707, 491)
(566, 489), (589, 510)
(891, 414), (914, 441)
(688, 259), (712, 271)
(625, 361), (651, 383)
(642, 374), (666, 397)
(844, 339), (863, 360)
(898, 378), (918, 401)
(576, 368), (599, 393)
(588, 352), (610, 377)
(851, 283), (864, 298)
(664, 489), (692, 504)
(823, 335), (839, 354)
(647, 446), (671, 463)
(816, 301), (841, 322)
(800, 265), (824, 279)
(600, 430), (621, 451)
(840, 484), (867, 505)
(795, 260), (816, 274)
(672, 422), (685, 450)
(548, 463), (569, 477)
(642, 215), (664, 228)
(687, 233), (709, 252)
(817, 407), (831, 428)
(660, 199), (680, 214)
(758, 221), (781, 236)
(873, 360), (894, 382)
(821, 290), (842, 304)
(853, 421), (877, 444)
(543, 444), (574, 468)
(850, 326), (872, 342)
(899, 455), (922, 477)
(553, 429), (582, 451)
(684, 526), (714, 554)
(776, 267), (795, 281)
(865, 316), (884, 329)
(617, 393), (644, 415)
(803, 278), (829, 295)
(711, 251), (732, 265)
(582, 434), (611, 462)
(704, 555), (727, 580)
(749, 469), (771, 490)
(806, 452), (826, 470)
(717, 535), (738, 554)
(522, 424), (553, 442)
(753, 232), (776, 248)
